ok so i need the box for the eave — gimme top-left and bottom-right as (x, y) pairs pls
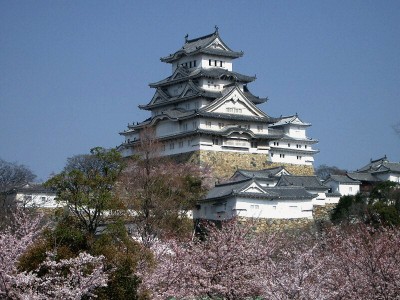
(161, 49), (243, 63)
(270, 146), (320, 155)
(149, 68), (256, 88)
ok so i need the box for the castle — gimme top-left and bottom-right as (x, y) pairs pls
(119, 29), (319, 179)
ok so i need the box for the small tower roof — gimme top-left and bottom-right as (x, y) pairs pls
(269, 115), (311, 127)
(161, 29), (243, 63)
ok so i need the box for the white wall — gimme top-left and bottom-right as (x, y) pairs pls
(311, 192), (327, 206)
(14, 192), (60, 209)
(236, 197), (313, 219)
(194, 196), (313, 221)
(325, 194), (340, 204)
(269, 151), (314, 166)
(288, 126), (306, 138)
(324, 181), (360, 196)
(338, 184), (360, 196)
(200, 55), (232, 71)
(156, 120), (179, 136)
(375, 173), (400, 183)
(389, 174), (400, 183)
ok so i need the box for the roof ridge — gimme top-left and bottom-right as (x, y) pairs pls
(186, 32), (216, 44)
(370, 155), (388, 163)
(215, 178), (252, 187)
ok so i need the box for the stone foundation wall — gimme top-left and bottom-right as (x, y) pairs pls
(170, 150), (315, 180)
(237, 217), (314, 232)
(313, 204), (337, 221)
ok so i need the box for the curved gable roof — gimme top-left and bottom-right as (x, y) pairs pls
(269, 114), (311, 128)
(203, 178), (314, 202)
(233, 166), (290, 181)
(200, 85), (272, 120)
(161, 30), (243, 63)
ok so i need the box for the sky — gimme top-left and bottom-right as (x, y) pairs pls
(1, 1), (399, 181)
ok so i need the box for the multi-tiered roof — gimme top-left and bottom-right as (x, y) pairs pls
(119, 29), (318, 168)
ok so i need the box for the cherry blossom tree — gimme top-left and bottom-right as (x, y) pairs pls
(0, 208), (109, 300)
(261, 232), (333, 300)
(322, 224), (400, 299)
(143, 220), (278, 300)
(143, 220), (400, 300)
(15, 252), (108, 299)
(121, 160), (207, 247)
(120, 128), (208, 247)
(0, 209), (42, 298)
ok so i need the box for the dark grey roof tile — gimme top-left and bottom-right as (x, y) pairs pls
(277, 175), (328, 190)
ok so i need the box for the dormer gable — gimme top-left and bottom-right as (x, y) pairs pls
(149, 67), (191, 88)
(204, 37), (230, 52)
(241, 182), (266, 194)
(148, 89), (169, 106)
(202, 86), (269, 118)
(179, 81), (200, 98)
(275, 168), (291, 177)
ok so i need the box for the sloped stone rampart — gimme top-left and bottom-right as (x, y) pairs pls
(237, 217), (314, 232)
(313, 204), (337, 221)
(169, 150), (315, 180)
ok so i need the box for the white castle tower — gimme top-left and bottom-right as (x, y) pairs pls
(119, 29), (318, 178)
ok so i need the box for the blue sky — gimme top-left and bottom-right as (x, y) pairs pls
(1, 1), (399, 181)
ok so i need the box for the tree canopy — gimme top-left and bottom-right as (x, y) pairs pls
(315, 164), (347, 181)
(119, 127), (208, 247)
(46, 147), (125, 235)
(0, 158), (36, 211)
(331, 181), (400, 227)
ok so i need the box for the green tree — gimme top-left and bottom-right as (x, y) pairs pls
(18, 215), (149, 300)
(368, 181), (400, 226)
(46, 147), (125, 235)
(21, 146), (152, 299)
(331, 181), (400, 227)
(0, 158), (36, 213)
(331, 194), (367, 225)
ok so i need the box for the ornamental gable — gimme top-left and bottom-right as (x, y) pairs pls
(204, 87), (266, 117)
(150, 90), (168, 105)
(171, 70), (185, 80)
(180, 82), (198, 98)
(242, 182), (265, 194)
(205, 37), (230, 51)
